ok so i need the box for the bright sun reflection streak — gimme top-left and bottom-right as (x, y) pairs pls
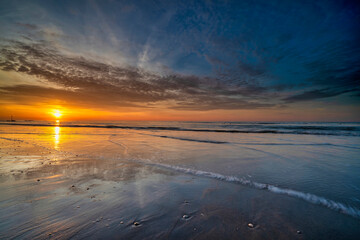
(54, 126), (60, 150)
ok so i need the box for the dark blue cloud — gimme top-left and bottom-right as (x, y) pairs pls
(283, 88), (357, 103)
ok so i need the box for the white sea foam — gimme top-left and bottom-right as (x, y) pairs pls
(148, 162), (360, 219)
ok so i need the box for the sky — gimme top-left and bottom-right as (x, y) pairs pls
(0, 0), (359, 121)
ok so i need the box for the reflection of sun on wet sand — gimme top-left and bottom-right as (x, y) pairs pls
(54, 126), (60, 150)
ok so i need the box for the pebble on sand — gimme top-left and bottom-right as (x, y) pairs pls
(134, 222), (140, 226)
(120, 221), (124, 224)
(297, 230), (302, 234)
(248, 223), (255, 228)
(37, 179), (40, 182)
(182, 215), (190, 219)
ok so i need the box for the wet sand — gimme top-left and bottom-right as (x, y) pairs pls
(1, 125), (360, 239)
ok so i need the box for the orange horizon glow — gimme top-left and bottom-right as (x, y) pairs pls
(1, 103), (360, 122)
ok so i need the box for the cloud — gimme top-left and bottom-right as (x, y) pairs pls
(0, 84), (144, 108)
(0, 39), (276, 111)
(283, 88), (358, 103)
(16, 22), (38, 30)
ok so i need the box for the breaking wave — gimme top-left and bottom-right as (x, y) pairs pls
(148, 162), (360, 219)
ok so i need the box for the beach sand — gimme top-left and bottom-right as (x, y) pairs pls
(1, 124), (360, 239)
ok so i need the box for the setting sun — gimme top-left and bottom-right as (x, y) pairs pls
(52, 110), (62, 119)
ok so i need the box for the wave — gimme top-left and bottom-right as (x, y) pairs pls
(151, 135), (228, 144)
(137, 133), (228, 144)
(1, 122), (359, 136)
(222, 124), (359, 131)
(135, 133), (360, 149)
(235, 142), (360, 150)
(147, 163), (360, 219)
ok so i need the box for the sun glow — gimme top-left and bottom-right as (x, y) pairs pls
(52, 110), (62, 119)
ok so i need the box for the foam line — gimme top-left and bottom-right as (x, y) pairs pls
(149, 163), (360, 219)
(137, 133), (228, 144)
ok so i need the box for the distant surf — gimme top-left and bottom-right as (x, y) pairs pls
(1, 121), (359, 136)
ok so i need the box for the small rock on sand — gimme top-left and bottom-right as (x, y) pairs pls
(248, 223), (255, 228)
(120, 221), (124, 224)
(182, 215), (190, 219)
(37, 179), (40, 182)
(134, 222), (140, 226)
(297, 230), (302, 234)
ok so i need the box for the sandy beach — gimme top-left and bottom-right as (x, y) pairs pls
(1, 122), (359, 239)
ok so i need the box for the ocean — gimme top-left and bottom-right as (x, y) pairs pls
(0, 121), (359, 239)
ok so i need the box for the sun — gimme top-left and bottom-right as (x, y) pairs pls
(52, 110), (62, 119)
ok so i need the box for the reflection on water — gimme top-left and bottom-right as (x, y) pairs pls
(54, 123), (60, 150)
